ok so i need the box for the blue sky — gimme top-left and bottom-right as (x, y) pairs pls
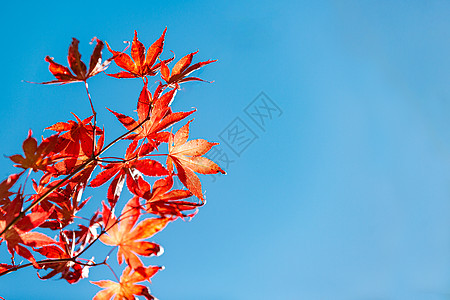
(1, 1), (450, 299)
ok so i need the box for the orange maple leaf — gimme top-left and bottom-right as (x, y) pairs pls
(100, 197), (171, 269)
(167, 120), (225, 200)
(91, 265), (161, 300)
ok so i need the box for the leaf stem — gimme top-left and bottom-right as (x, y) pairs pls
(85, 81), (97, 156)
(105, 262), (120, 282)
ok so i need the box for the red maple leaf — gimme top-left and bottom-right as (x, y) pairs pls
(106, 29), (173, 78)
(91, 265), (161, 300)
(9, 130), (58, 172)
(108, 82), (194, 146)
(34, 233), (90, 283)
(47, 113), (102, 157)
(0, 172), (22, 206)
(41, 37), (113, 84)
(34, 244), (85, 283)
(135, 175), (202, 218)
(0, 195), (56, 267)
(46, 113), (103, 173)
(100, 197), (171, 269)
(160, 50), (216, 87)
(90, 140), (168, 206)
(167, 121), (225, 200)
(36, 182), (90, 230)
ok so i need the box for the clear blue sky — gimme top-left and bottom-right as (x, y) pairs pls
(1, 1), (450, 299)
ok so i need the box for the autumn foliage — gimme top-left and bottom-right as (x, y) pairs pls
(0, 29), (223, 299)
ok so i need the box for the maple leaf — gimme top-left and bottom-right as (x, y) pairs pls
(106, 29), (174, 78)
(90, 140), (168, 206)
(29, 159), (96, 228)
(34, 245), (84, 283)
(41, 37), (113, 84)
(67, 211), (102, 250)
(100, 197), (171, 269)
(91, 265), (161, 300)
(0, 172), (22, 206)
(167, 121), (225, 200)
(37, 182), (90, 230)
(160, 50), (216, 87)
(9, 130), (58, 172)
(46, 113), (103, 173)
(0, 195), (56, 267)
(47, 113), (102, 156)
(108, 81), (194, 146)
(34, 236), (89, 283)
(134, 175), (202, 218)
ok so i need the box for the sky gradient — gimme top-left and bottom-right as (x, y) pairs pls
(1, 1), (450, 299)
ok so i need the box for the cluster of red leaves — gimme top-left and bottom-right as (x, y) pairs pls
(0, 29), (223, 300)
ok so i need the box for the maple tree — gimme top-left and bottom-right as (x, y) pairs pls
(0, 29), (223, 299)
